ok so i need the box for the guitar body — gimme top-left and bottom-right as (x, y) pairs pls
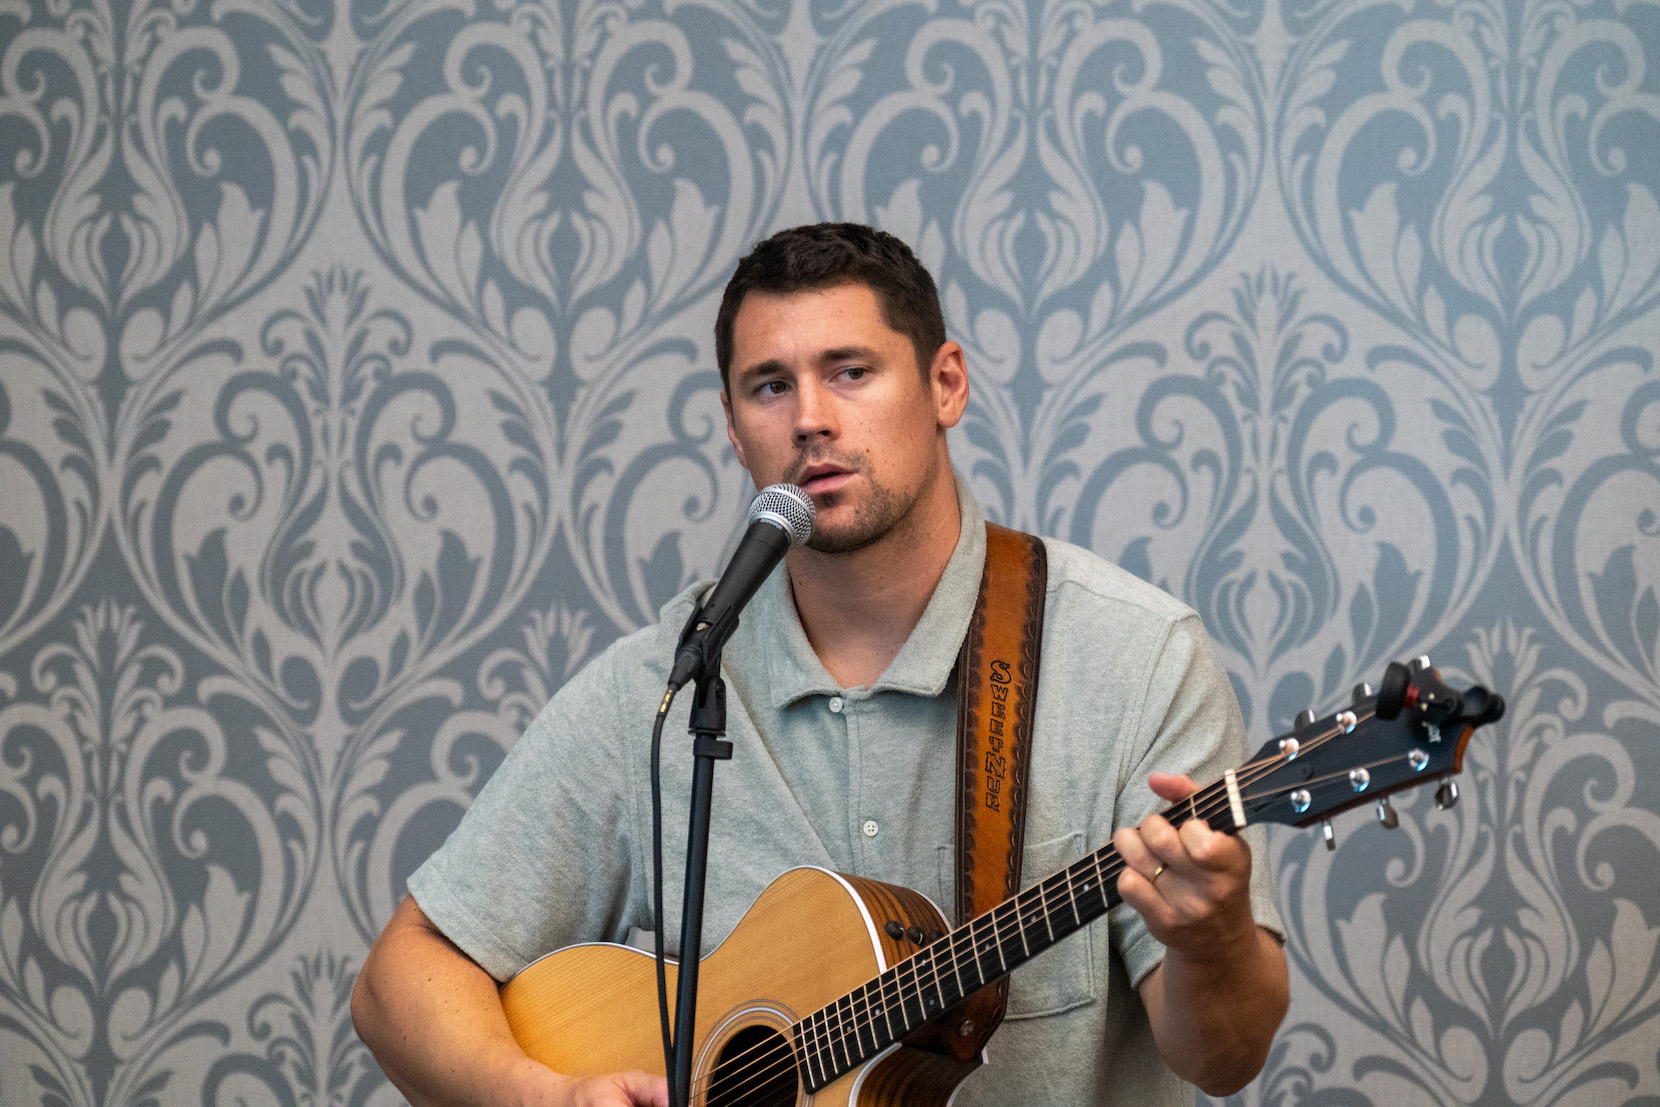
(501, 867), (979, 1106)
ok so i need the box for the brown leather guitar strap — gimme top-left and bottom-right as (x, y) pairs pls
(948, 522), (1046, 1064)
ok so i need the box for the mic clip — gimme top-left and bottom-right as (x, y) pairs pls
(668, 603), (724, 690)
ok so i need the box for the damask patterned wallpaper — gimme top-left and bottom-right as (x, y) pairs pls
(0, 0), (1656, 1103)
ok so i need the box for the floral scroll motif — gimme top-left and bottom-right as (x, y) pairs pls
(0, 0), (332, 668)
(344, 0), (785, 632)
(0, 600), (315, 1102)
(806, 0), (1267, 529)
(1277, 0), (1660, 432)
(109, 268), (559, 940)
(0, 0), (332, 399)
(1065, 269), (1495, 732)
(1512, 345), (1660, 713)
(201, 952), (386, 1107)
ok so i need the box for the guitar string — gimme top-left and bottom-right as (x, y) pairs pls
(688, 713), (1392, 1103)
(688, 716), (1384, 1105)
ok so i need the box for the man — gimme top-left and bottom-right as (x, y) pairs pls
(352, 224), (1289, 1105)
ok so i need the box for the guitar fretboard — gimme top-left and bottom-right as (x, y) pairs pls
(789, 781), (1240, 1091)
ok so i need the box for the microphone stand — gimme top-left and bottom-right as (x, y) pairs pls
(672, 650), (730, 1107)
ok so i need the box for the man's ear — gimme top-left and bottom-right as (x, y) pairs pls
(930, 341), (970, 430)
(721, 390), (749, 469)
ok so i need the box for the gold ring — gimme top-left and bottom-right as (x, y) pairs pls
(1150, 865), (1165, 882)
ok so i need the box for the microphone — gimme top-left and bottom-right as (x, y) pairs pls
(668, 484), (815, 690)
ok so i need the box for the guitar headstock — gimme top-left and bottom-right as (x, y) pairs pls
(1238, 659), (1506, 838)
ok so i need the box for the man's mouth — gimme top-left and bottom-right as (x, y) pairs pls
(796, 463), (855, 494)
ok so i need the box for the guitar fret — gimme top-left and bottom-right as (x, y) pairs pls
(961, 927), (981, 992)
(987, 904), (1015, 971)
(812, 1006), (828, 1079)
(894, 966), (913, 1032)
(860, 980), (885, 1054)
(823, 1004), (841, 1078)
(1009, 889), (1022, 962)
(807, 1010), (826, 1088)
(847, 990), (863, 1063)
(927, 943), (947, 1011)
(791, 1023), (817, 1091)
(899, 952), (923, 1029)
(942, 931), (966, 1006)
(1088, 852), (1113, 909)
(914, 951), (935, 1022)
(848, 985), (869, 1059)
(968, 912), (992, 983)
(1065, 862), (1082, 926)
(1076, 856), (1103, 910)
(867, 981), (886, 1054)
(990, 905), (1015, 973)
(951, 927), (981, 994)
(915, 950), (939, 1020)
(877, 969), (899, 1041)
(818, 1007), (835, 1083)
(835, 994), (854, 1070)
(913, 947), (937, 1019)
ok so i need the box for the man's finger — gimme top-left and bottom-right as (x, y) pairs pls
(617, 1072), (670, 1107)
(1147, 771), (1200, 803)
(1137, 811), (1189, 870)
(1113, 825), (1163, 881)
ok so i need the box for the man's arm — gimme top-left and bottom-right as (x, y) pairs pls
(1114, 772), (1290, 1096)
(351, 895), (668, 1107)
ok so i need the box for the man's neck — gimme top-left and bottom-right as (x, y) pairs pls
(785, 470), (963, 689)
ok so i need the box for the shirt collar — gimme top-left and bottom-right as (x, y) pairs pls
(737, 473), (987, 708)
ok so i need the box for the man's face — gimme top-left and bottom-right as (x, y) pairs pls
(722, 283), (964, 553)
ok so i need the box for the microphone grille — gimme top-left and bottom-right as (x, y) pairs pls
(749, 483), (816, 547)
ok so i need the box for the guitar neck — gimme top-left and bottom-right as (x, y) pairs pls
(792, 779), (1243, 1092)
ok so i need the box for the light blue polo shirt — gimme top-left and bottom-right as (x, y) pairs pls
(408, 477), (1280, 1105)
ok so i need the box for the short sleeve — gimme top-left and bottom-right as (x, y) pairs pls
(405, 648), (644, 981)
(1106, 614), (1283, 988)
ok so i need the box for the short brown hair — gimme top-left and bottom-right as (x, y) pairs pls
(715, 223), (947, 389)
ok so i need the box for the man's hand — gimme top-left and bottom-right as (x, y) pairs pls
(543, 1071), (669, 1107)
(351, 896), (669, 1107)
(1113, 772), (1289, 1096)
(1112, 771), (1256, 953)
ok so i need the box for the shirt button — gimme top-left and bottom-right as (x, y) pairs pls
(862, 820), (879, 838)
(828, 696), (844, 713)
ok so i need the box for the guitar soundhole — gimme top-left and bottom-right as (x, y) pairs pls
(705, 1024), (799, 1107)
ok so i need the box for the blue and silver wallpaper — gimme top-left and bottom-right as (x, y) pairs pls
(0, 0), (1656, 1103)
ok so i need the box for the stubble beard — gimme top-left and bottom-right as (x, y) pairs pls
(799, 450), (931, 554)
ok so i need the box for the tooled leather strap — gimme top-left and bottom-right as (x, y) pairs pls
(948, 522), (1046, 1064)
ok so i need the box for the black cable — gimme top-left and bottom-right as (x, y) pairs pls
(649, 688), (678, 1105)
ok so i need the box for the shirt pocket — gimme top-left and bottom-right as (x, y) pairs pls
(936, 831), (1097, 1020)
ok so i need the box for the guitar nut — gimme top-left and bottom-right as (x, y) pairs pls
(957, 1019), (975, 1037)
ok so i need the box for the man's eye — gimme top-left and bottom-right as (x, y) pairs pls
(758, 380), (788, 396)
(841, 366), (867, 380)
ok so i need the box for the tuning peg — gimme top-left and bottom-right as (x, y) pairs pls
(1435, 777), (1460, 809)
(1294, 709), (1317, 729)
(1321, 820), (1336, 851)
(1376, 797), (1399, 829)
(1462, 686), (1506, 727)
(1409, 655), (1432, 674)
(1353, 681), (1373, 704)
(1376, 661), (1411, 720)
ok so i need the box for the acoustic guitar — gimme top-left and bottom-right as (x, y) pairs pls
(499, 660), (1505, 1105)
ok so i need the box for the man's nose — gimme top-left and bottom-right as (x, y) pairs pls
(793, 378), (836, 441)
